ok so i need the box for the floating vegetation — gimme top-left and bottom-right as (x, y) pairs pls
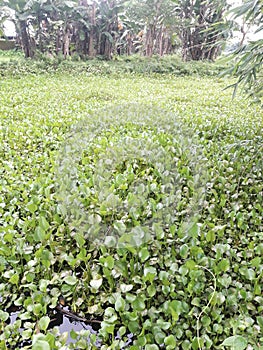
(0, 71), (263, 349)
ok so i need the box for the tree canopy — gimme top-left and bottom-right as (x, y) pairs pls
(0, 0), (230, 60)
(1, 0), (262, 102)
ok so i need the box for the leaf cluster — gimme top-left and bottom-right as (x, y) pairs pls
(0, 72), (262, 349)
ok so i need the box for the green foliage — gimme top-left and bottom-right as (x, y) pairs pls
(221, 335), (247, 350)
(226, 39), (263, 103)
(1, 0), (180, 58)
(172, 0), (230, 61)
(0, 53), (227, 76)
(0, 49), (23, 62)
(1, 0), (232, 60)
(0, 70), (262, 349)
(225, 0), (263, 102)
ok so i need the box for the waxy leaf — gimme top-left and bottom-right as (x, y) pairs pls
(221, 335), (248, 350)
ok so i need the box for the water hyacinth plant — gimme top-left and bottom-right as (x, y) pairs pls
(0, 66), (263, 349)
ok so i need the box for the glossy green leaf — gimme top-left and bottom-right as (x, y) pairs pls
(64, 275), (77, 285)
(221, 335), (248, 350)
(38, 316), (50, 331)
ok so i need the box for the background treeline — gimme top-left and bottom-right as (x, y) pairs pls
(1, 0), (262, 101)
(0, 0), (230, 60)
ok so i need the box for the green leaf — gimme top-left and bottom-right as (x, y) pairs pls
(257, 316), (263, 330)
(101, 256), (114, 269)
(32, 340), (50, 350)
(90, 275), (103, 290)
(216, 259), (230, 273)
(0, 310), (9, 321)
(39, 279), (49, 292)
(105, 236), (117, 247)
(154, 330), (165, 344)
(39, 216), (50, 231)
(136, 335), (147, 346)
(115, 296), (125, 312)
(120, 284), (133, 293)
(145, 345), (159, 350)
(34, 226), (46, 242)
(164, 335), (176, 348)
(27, 202), (37, 213)
(38, 316), (50, 331)
(9, 273), (19, 285)
(179, 244), (189, 258)
(101, 321), (115, 334)
(104, 307), (118, 323)
(22, 329), (33, 340)
(88, 214), (102, 224)
(221, 335), (248, 350)
(133, 296), (145, 311)
(33, 303), (43, 316)
(192, 337), (202, 350)
(251, 256), (261, 268)
(64, 275), (77, 285)
(185, 260), (197, 270)
(206, 230), (215, 242)
(169, 300), (182, 321)
(113, 220), (126, 234)
(74, 232), (85, 247)
(143, 266), (157, 282)
(147, 284), (156, 297)
(201, 315), (211, 327)
(139, 247), (150, 262)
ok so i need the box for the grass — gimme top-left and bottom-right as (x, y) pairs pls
(0, 67), (263, 349)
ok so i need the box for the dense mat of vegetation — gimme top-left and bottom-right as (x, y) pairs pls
(0, 51), (227, 77)
(0, 67), (263, 349)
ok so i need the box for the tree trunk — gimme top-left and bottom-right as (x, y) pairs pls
(18, 20), (32, 58)
(145, 25), (154, 57)
(181, 28), (191, 61)
(104, 36), (112, 59)
(63, 26), (71, 58)
(56, 28), (62, 55)
(158, 25), (165, 56)
(127, 33), (132, 55)
(163, 29), (172, 55)
(88, 1), (96, 57)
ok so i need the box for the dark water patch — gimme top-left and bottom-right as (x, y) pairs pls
(49, 305), (102, 344)
(3, 301), (102, 347)
(3, 299), (133, 348)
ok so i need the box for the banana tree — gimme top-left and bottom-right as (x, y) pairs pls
(95, 0), (125, 59)
(0, 0), (35, 57)
(37, 0), (79, 57)
(121, 0), (178, 57)
(174, 0), (230, 61)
